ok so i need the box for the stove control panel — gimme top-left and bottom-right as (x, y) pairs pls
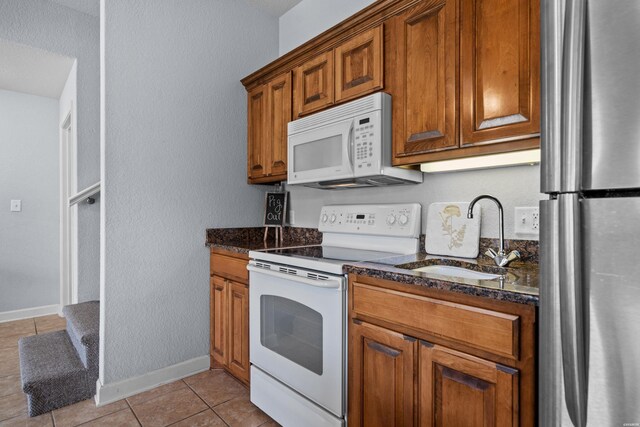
(318, 203), (421, 237)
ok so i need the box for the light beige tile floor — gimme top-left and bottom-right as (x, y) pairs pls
(0, 315), (279, 426)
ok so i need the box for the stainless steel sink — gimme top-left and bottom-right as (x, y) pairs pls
(412, 265), (501, 280)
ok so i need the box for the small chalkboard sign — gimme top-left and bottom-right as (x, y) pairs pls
(263, 192), (288, 227)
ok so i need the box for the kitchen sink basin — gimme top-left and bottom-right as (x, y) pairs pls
(412, 265), (501, 280)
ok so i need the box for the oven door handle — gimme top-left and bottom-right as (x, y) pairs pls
(247, 264), (344, 290)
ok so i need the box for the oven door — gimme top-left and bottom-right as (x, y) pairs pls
(248, 263), (345, 417)
(287, 118), (354, 185)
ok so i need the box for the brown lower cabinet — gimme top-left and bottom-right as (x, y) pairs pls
(348, 275), (536, 427)
(210, 248), (250, 385)
(350, 321), (416, 426)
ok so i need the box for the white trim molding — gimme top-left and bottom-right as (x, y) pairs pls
(0, 304), (60, 323)
(95, 355), (210, 406)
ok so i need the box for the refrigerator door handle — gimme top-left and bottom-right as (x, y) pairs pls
(560, 0), (587, 193)
(540, 0), (564, 193)
(559, 193), (589, 427)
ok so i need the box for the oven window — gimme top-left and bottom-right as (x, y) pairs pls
(260, 295), (323, 375)
(293, 135), (342, 172)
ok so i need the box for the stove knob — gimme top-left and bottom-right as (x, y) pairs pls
(330, 214), (337, 223)
(386, 214), (396, 225)
(321, 214), (328, 223)
(398, 214), (409, 226)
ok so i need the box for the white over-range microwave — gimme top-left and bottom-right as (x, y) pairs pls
(287, 92), (423, 189)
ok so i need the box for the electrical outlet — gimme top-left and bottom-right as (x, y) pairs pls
(515, 207), (539, 235)
(10, 200), (21, 212)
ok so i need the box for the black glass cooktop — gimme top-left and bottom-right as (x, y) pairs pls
(259, 245), (402, 263)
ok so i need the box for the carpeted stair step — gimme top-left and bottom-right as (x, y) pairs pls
(62, 301), (99, 383)
(18, 331), (93, 416)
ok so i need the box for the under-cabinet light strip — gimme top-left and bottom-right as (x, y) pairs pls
(420, 149), (540, 173)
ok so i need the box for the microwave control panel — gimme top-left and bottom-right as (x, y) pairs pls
(318, 203), (421, 238)
(353, 113), (380, 172)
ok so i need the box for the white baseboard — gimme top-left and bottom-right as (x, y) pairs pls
(0, 304), (60, 323)
(95, 355), (210, 406)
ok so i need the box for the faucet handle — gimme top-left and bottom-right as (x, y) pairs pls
(485, 248), (498, 259)
(506, 250), (521, 262)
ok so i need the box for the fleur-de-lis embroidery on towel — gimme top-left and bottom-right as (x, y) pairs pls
(439, 205), (467, 250)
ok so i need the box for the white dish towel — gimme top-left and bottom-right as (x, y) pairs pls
(425, 202), (481, 258)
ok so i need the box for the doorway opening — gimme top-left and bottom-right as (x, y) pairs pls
(60, 108), (78, 310)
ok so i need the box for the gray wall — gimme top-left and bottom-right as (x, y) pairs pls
(100, 0), (278, 384)
(0, 0), (101, 303)
(280, 0), (543, 239)
(0, 89), (59, 312)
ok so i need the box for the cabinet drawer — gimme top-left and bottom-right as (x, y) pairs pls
(352, 282), (519, 360)
(210, 252), (249, 283)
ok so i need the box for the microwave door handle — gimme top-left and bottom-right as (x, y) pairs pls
(347, 123), (355, 172)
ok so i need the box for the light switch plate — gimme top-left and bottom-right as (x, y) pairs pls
(515, 207), (539, 235)
(289, 210), (295, 225)
(10, 200), (21, 212)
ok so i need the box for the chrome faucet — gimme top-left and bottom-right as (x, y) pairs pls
(467, 195), (520, 267)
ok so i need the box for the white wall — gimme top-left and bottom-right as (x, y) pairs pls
(0, 0), (101, 303)
(0, 89), (59, 312)
(287, 166), (543, 239)
(279, 0), (376, 55)
(279, 0), (543, 239)
(100, 0), (278, 385)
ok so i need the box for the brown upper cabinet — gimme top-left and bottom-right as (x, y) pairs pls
(247, 72), (292, 184)
(459, 0), (540, 148)
(247, 84), (267, 181)
(293, 26), (384, 118)
(335, 26), (384, 103)
(387, 0), (458, 164)
(388, 0), (540, 165)
(294, 51), (335, 117)
(241, 0), (540, 179)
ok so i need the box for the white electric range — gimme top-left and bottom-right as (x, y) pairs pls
(247, 203), (421, 427)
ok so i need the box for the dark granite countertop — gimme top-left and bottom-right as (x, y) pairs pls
(205, 227), (539, 305)
(344, 252), (539, 306)
(205, 227), (322, 255)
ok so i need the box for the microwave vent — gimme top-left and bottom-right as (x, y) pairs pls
(363, 176), (408, 186)
(288, 93), (384, 134)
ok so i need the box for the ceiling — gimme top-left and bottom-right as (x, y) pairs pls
(0, 39), (75, 99)
(46, 0), (302, 18)
(244, 0), (303, 17)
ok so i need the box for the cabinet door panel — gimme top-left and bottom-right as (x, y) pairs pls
(335, 26), (383, 102)
(389, 0), (458, 164)
(349, 321), (416, 427)
(266, 72), (291, 178)
(247, 85), (267, 180)
(212, 276), (228, 367)
(420, 342), (518, 427)
(460, 0), (540, 145)
(228, 281), (250, 383)
(294, 51), (334, 117)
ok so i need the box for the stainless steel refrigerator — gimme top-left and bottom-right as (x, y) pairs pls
(540, 0), (640, 426)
